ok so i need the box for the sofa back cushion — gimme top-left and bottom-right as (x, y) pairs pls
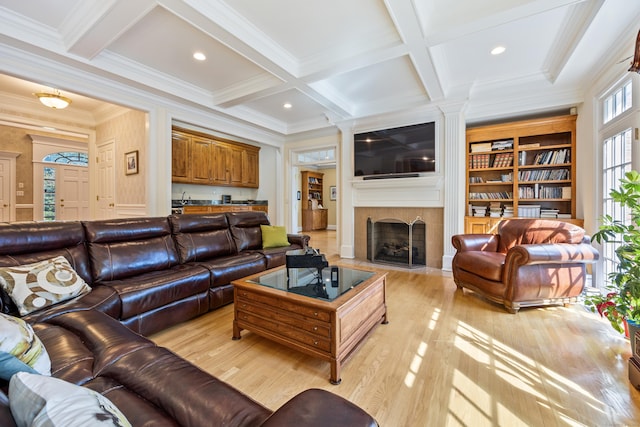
(0, 222), (90, 283)
(169, 214), (236, 262)
(497, 219), (585, 253)
(227, 211), (271, 252)
(0, 222), (90, 315)
(83, 218), (179, 282)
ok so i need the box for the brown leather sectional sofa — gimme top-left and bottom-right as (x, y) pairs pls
(0, 212), (378, 426)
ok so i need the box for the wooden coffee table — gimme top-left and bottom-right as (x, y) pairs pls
(232, 266), (388, 384)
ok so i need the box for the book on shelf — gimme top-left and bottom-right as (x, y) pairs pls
(471, 142), (492, 153)
(491, 139), (513, 150)
(557, 213), (572, 219)
(562, 187), (571, 199)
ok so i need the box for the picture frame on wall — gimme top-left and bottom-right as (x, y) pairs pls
(125, 150), (139, 175)
(330, 186), (337, 201)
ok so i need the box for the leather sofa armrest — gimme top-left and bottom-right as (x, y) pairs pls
(287, 233), (310, 249)
(505, 243), (600, 266)
(452, 234), (499, 252)
(261, 389), (378, 427)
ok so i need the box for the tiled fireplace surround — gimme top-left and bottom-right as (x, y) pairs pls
(354, 207), (444, 269)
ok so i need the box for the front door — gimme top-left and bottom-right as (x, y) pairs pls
(58, 165), (89, 221)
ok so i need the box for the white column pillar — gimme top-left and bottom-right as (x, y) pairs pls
(338, 123), (355, 258)
(439, 103), (467, 270)
(147, 107), (172, 216)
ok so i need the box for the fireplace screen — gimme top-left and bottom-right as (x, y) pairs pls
(367, 217), (426, 268)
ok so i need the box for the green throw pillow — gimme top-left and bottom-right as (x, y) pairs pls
(0, 256), (91, 316)
(0, 312), (50, 380)
(9, 372), (132, 427)
(261, 225), (290, 249)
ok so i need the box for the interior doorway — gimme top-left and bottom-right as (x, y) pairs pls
(290, 147), (337, 234)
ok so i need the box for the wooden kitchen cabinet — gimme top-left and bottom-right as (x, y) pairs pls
(171, 131), (191, 183)
(171, 127), (260, 188)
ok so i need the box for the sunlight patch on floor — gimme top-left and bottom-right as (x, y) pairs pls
(428, 307), (440, 330)
(450, 320), (607, 425)
(404, 341), (428, 388)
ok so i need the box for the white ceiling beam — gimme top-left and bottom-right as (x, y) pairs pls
(543, 0), (605, 83)
(384, 0), (444, 101)
(62, 0), (157, 59)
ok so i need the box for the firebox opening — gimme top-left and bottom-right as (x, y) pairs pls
(367, 217), (426, 268)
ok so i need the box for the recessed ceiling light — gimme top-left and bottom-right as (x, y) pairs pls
(491, 46), (506, 55)
(193, 52), (206, 61)
(283, 103), (292, 109)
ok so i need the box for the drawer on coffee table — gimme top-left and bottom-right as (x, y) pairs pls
(236, 311), (332, 352)
(236, 301), (331, 337)
(236, 289), (331, 322)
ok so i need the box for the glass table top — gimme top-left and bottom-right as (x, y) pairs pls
(247, 266), (375, 302)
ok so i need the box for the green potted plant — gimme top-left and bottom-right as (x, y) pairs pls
(585, 170), (640, 349)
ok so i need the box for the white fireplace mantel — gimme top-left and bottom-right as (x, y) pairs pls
(351, 175), (444, 208)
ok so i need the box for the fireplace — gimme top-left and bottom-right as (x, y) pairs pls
(367, 217), (426, 268)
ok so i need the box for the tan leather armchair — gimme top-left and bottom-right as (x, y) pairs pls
(451, 219), (599, 313)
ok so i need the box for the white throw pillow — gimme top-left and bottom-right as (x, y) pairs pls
(9, 372), (131, 427)
(0, 312), (50, 380)
(0, 256), (91, 315)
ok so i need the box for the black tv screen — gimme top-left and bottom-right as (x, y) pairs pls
(354, 121), (436, 178)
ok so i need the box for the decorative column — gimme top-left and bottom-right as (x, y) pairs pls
(338, 122), (355, 258)
(439, 102), (467, 270)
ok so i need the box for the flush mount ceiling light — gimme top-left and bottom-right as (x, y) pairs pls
(629, 29), (640, 73)
(33, 90), (72, 109)
(491, 45), (506, 55)
(193, 51), (206, 61)
(283, 102), (292, 109)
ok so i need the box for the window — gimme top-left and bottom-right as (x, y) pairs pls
(43, 151), (88, 166)
(601, 129), (632, 286)
(43, 167), (56, 221)
(603, 80), (632, 124)
(599, 77), (636, 288)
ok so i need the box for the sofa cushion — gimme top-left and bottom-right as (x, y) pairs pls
(0, 222), (91, 284)
(227, 211), (271, 251)
(0, 313), (50, 380)
(497, 219), (585, 252)
(0, 256), (91, 316)
(169, 214), (237, 262)
(9, 372), (131, 427)
(84, 218), (180, 282)
(455, 251), (505, 282)
(260, 225), (289, 248)
(196, 253), (266, 287)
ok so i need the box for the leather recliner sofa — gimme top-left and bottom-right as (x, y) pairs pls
(0, 212), (309, 335)
(0, 213), (382, 426)
(451, 219), (599, 313)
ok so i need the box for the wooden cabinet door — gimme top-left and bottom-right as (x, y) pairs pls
(228, 145), (243, 186)
(191, 137), (212, 184)
(211, 143), (229, 185)
(171, 132), (191, 183)
(242, 149), (259, 188)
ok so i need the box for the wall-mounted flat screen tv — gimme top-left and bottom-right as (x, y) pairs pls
(354, 121), (436, 178)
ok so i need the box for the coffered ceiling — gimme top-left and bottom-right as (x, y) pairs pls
(0, 0), (638, 135)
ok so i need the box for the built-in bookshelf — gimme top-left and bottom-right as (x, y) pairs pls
(465, 115), (580, 233)
(301, 171), (327, 231)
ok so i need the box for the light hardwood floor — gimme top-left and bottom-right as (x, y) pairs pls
(152, 230), (640, 426)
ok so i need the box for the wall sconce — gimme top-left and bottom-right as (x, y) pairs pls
(33, 90), (72, 109)
(630, 29), (640, 73)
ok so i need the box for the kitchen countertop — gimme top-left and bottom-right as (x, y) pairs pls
(172, 200), (267, 208)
